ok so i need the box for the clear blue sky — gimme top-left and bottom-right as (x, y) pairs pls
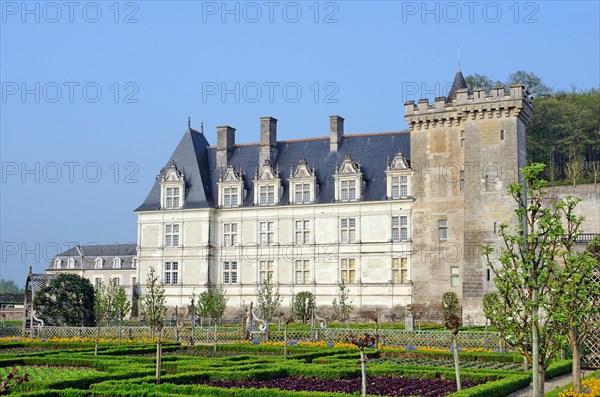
(1, 1), (599, 286)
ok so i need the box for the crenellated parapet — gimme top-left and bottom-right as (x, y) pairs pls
(404, 84), (533, 131)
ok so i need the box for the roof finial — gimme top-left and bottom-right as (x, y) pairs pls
(457, 46), (461, 72)
(188, 116), (191, 128)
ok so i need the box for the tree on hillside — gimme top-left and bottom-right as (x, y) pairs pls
(0, 279), (23, 294)
(483, 163), (565, 397)
(464, 73), (502, 93)
(507, 71), (552, 98)
(33, 274), (95, 326)
(291, 291), (315, 324)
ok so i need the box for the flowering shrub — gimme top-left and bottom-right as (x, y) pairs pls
(559, 378), (600, 397)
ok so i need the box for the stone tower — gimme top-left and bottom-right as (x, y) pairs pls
(404, 68), (533, 323)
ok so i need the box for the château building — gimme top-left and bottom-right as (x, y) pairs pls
(48, 68), (533, 323)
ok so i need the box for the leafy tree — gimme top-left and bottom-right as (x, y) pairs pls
(195, 291), (213, 326)
(442, 292), (462, 391)
(194, 288), (228, 326)
(464, 73), (502, 93)
(332, 281), (353, 324)
(507, 70), (552, 98)
(483, 163), (567, 397)
(94, 279), (119, 326)
(0, 279), (23, 294)
(589, 161), (600, 184)
(257, 274), (282, 323)
(140, 267), (167, 385)
(552, 203), (600, 392)
(33, 274), (95, 326)
(113, 285), (131, 322)
(209, 287), (228, 323)
(588, 235), (600, 261)
(290, 291), (315, 324)
(141, 267), (167, 331)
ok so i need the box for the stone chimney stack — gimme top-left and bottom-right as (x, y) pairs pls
(216, 125), (235, 170)
(329, 115), (344, 151)
(259, 116), (278, 166)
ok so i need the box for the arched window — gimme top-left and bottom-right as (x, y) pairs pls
(95, 258), (104, 269)
(54, 259), (62, 269)
(67, 258), (76, 269)
(113, 257), (122, 269)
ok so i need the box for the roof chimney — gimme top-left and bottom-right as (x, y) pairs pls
(329, 115), (344, 151)
(259, 116), (278, 166)
(216, 125), (235, 170)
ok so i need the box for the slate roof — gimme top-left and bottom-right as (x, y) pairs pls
(47, 244), (137, 271)
(136, 128), (411, 211)
(448, 69), (468, 100)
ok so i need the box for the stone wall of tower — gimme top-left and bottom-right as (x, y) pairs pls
(405, 85), (532, 323)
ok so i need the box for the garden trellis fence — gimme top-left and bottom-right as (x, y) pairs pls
(17, 326), (505, 351)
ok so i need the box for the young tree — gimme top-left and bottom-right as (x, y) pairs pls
(349, 333), (378, 397)
(113, 286), (132, 323)
(552, 202), (600, 392)
(195, 291), (213, 327)
(442, 292), (462, 391)
(483, 163), (567, 397)
(33, 274), (95, 326)
(257, 274), (282, 323)
(290, 291), (315, 324)
(140, 267), (167, 385)
(332, 281), (353, 325)
(588, 161), (600, 184)
(93, 280), (117, 355)
(565, 159), (585, 185)
(209, 287), (228, 324)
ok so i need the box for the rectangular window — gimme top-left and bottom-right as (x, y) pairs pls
(259, 185), (275, 206)
(340, 218), (356, 243)
(295, 220), (310, 244)
(94, 277), (101, 290)
(460, 170), (465, 191)
(295, 260), (310, 284)
(165, 224), (180, 247)
(294, 183), (311, 204)
(500, 129), (505, 140)
(451, 266), (459, 287)
(391, 176), (399, 199)
(112, 277), (120, 286)
(223, 223), (238, 247)
(392, 258), (409, 283)
(400, 216), (408, 241)
(164, 262), (179, 285)
(340, 180), (356, 202)
(439, 220), (448, 240)
(259, 221), (275, 245)
(341, 258), (356, 283)
(400, 175), (408, 198)
(391, 216), (399, 241)
(166, 187), (180, 209)
(223, 261), (238, 284)
(223, 187), (238, 208)
(259, 260), (274, 282)
(132, 277), (137, 286)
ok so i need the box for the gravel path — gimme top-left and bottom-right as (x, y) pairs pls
(506, 371), (587, 397)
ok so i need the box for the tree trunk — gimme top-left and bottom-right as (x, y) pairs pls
(452, 335), (461, 391)
(360, 349), (367, 397)
(572, 336), (582, 393)
(156, 329), (162, 385)
(284, 324), (288, 361)
(532, 288), (540, 397)
(95, 326), (99, 356)
(538, 367), (545, 397)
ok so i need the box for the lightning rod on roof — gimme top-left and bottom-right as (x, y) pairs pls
(188, 116), (191, 128)
(457, 46), (461, 72)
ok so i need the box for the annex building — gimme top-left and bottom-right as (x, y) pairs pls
(48, 68), (533, 323)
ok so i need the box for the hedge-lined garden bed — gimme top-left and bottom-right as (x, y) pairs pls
(0, 342), (572, 396)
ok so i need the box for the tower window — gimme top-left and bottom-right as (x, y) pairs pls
(500, 130), (505, 140)
(438, 220), (448, 240)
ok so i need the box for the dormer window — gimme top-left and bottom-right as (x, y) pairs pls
(54, 259), (62, 269)
(386, 151), (412, 200)
(67, 258), (76, 269)
(95, 258), (104, 269)
(159, 161), (185, 210)
(132, 258), (138, 268)
(254, 160), (281, 207)
(334, 153), (363, 202)
(289, 156), (317, 205)
(113, 257), (122, 269)
(218, 165), (244, 208)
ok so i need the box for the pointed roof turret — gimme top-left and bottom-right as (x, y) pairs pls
(447, 48), (468, 101)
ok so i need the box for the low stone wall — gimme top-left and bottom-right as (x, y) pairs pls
(543, 183), (600, 234)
